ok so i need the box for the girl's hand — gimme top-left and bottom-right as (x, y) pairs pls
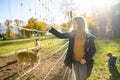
(80, 59), (86, 64)
(46, 26), (52, 32)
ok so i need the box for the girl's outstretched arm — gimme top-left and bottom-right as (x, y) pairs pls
(49, 27), (70, 39)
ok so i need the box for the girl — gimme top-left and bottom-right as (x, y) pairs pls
(47, 17), (96, 80)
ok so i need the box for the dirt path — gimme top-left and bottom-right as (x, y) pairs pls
(0, 50), (67, 80)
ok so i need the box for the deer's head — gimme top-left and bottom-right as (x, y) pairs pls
(32, 47), (41, 54)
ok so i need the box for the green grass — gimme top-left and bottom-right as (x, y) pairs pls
(89, 38), (120, 80)
(0, 37), (120, 80)
(94, 38), (120, 65)
(0, 35), (67, 56)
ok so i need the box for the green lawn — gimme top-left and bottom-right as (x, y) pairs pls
(0, 36), (120, 80)
(0, 35), (67, 56)
(89, 38), (120, 80)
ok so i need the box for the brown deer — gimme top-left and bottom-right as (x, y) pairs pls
(16, 48), (41, 75)
(35, 38), (41, 49)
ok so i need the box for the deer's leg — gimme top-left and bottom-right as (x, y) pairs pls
(21, 57), (26, 74)
(21, 62), (26, 74)
(31, 61), (34, 68)
(17, 60), (21, 77)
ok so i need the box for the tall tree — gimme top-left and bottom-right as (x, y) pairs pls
(21, 17), (47, 37)
(15, 19), (21, 26)
(4, 19), (14, 38)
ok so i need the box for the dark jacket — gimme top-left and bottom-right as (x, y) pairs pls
(49, 27), (96, 77)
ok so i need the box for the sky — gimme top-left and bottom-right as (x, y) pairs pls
(0, 0), (63, 24)
(0, 0), (119, 25)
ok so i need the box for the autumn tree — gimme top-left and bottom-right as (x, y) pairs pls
(60, 22), (70, 32)
(4, 19), (14, 39)
(21, 17), (47, 37)
(86, 15), (98, 34)
(14, 19), (23, 26)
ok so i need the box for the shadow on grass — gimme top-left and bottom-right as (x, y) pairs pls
(109, 66), (120, 80)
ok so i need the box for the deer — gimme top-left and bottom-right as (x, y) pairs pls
(35, 38), (41, 49)
(16, 47), (41, 76)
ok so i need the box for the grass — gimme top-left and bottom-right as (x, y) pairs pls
(0, 35), (67, 56)
(0, 36), (120, 80)
(89, 38), (120, 80)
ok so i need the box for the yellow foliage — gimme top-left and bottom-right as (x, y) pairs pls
(24, 17), (47, 31)
(52, 24), (61, 30)
(4, 29), (15, 38)
(35, 21), (47, 31)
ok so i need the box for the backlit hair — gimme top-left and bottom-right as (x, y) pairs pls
(70, 16), (88, 39)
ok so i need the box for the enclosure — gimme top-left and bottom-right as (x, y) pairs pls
(0, 0), (120, 80)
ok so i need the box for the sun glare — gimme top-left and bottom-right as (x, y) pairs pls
(92, 0), (114, 8)
(75, 0), (114, 16)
